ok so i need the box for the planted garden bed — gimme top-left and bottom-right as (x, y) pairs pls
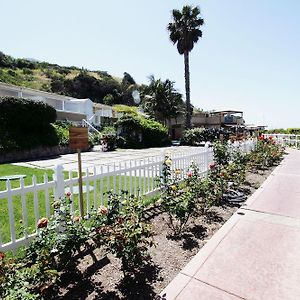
(46, 166), (274, 300)
(0, 137), (284, 300)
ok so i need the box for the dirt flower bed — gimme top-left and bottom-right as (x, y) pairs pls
(48, 167), (274, 300)
(1, 139), (283, 300)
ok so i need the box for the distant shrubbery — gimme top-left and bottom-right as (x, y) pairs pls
(182, 128), (228, 145)
(265, 128), (300, 134)
(0, 97), (58, 152)
(115, 114), (169, 148)
(0, 51), (137, 105)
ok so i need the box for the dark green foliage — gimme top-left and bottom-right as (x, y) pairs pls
(160, 157), (201, 235)
(0, 51), (16, 68)
(0, 97), (58, 152)
(182, 127), (205, 145)
(248, 136), (284, 169)
(115, 114), (169, 148)
(141, 75), (184, 125)
(103, 93), (114, 105)
(213, 141), (230, 166)
(92, 193), (153, 274)
(0, 51), (124, 104)
(122, 72), (136, 85)
(51, 73), (122, 103)
(265, 128), (300, 134)
(182, 128), (227, 145)
(53, 122), (70, 146)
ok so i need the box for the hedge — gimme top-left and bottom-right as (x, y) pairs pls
(115, 114), (169, 148)
(0, 97), (58, 153)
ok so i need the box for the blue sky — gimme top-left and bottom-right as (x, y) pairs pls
(1, 0), (299, 128)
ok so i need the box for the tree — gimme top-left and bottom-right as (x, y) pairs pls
(141, 75), (185, 126)
(120, 72), (137, 106)
(167, 5), (204, 128)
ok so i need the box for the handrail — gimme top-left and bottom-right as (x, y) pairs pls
(82, 119), (101, 136)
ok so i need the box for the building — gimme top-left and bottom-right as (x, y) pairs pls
(0, 82), (114, 127)
(170, 110), (245, 139)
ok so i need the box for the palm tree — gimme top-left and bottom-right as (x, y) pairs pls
(141, 75), (185, 126)
(167, 5), (204, 129)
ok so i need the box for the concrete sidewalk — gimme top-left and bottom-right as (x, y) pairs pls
(162, 149), (300, 300)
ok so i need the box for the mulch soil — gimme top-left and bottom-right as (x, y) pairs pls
(49, 167), (274, 300)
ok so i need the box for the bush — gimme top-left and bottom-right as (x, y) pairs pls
(248, 136), (284, 169)
(53, 122), (70, 146)
(113, 104), (139, 116)
(0, 97), (58, 153)
(101, 134), (117, 151)
(0, 195), (89, 299)
(213, 141), (230, 166)
(89, 132), (101, 147)
(115, 114), (169, 148)
(91, 192), (153, 274)
(182, 127), (205, 145)
(182, 128), (228, 145)
(265, 128), (300, 134)
(160, 156), (202, 235)
(103, 94), (114, 105)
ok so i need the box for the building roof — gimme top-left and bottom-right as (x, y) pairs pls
(210, 110), (243, 115)
(0, 81), (81, 102)
(93, 103), (114, 110)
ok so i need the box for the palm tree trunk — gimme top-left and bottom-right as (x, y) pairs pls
(184, 51), (191, 129)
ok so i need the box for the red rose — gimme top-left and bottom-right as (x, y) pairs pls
(0, 252), (5, 260)
(209, 163), (216, 169)
(187, 171), (193, 177)
(66, 191), (72, 197)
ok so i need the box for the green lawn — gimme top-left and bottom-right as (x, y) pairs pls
(0, 164), (159, 245)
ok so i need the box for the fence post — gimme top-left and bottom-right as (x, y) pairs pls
(204, 142), (209, 171)
(53, 164), (65, 200)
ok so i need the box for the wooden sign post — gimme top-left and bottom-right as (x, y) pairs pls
(69, 127), (89, 218)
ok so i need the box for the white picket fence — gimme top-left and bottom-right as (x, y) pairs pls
(264, 133), (300, 148)
(0, 140), (256, 252)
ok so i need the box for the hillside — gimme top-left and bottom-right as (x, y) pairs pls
(0, 51), (137, 105)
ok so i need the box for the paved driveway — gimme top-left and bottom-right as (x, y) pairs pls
(14, 146), (200, 172)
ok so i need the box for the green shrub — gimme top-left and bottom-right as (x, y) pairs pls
(182, 127), (205, 145)
(103, 94), (114, 105)
(0, 97), (58, 153)
(53, 123), (69, 146)
(91, 193), (153, 274)
(115, 114), (169, 148)
(0, 196), (89, 299)
(113, 104), (139, 116)
(160, 156), (202, 235)
(265, 128), (300, 134)
(248, 136), (284, 169)
(182, 128), (227, 145)
(101, 134), (117, 151)
(213, 141), (230, 166)
(101, 126), (116, 135)
(89, 132), (101, 147)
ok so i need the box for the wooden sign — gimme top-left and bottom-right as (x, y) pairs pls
(69, 127), (89, 150)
